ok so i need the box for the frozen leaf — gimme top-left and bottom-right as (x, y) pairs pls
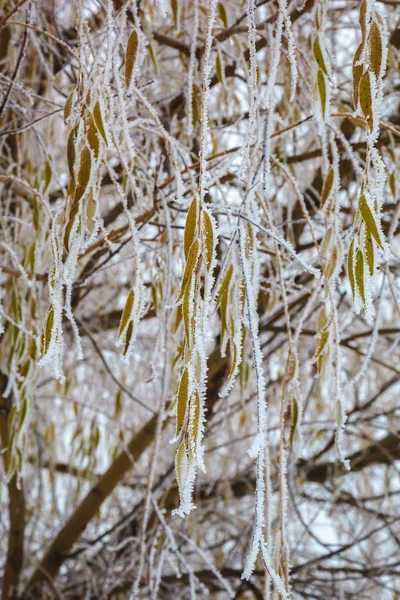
(348, 239), (356, 299)
(74, 146), (91, 204)
(369, 20), (382, 79)
(176, 238), (200, 303)
(359, 72), (373, 129)
(184, 197), (198, 258)
(359, 194), (383, 249)
(313, 36), (327, 75)
(93, 101), (108, 145)
(320, 168), (334, 208)
(289, 397), (298, 447)
(64, 91), (74, 124)
(87, 114), (99, 158)
(118, 290), (134, 338)
(41, 305), (54, 355)
(176, 368), (189, 436)
(352, 43), (364, 108)
(364, 229), (374, 276)
(125, 30), (138, 88)
(202, 208), (215, 271)
(317, 69), (326, 119)
(355, 249), (365, 305)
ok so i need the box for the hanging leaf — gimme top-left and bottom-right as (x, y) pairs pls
(202, 209), (215, 271)
(359, 72), (373, 130)
(123, 320), (134, 357)
(218, 2), (228, 27)
(352, 43), (364, 108)
(118, 289), (134, 338)
(175, 439), (189, 498)
(64, 91), (74, 124)
(43, 161), (52, 193)
(189, 391), (200, 456)
(184, 198), (198, 258)
(41, 306), (54, 355)
(67, 126), (78, 177)
(355, 249), (366, 305)
(176, 368), (189, 437)
(289, 397), (299, 447)
(359, 194), (383, 249)
(87, 114), (99, 159)
(125, 30), (138, 88)
(348, 239), (356, 299)
(317, 69), (327, 119)
(176, 238), (200, 304)
(313, 36), (328, 75)
(217, 264), (233, 306)
(320, 168), (334, 208)
(369, 20), (382, 79)
(74, 146), (91, 204)
(216, 50), (225, 85)
(93, 101), (108, 145)
(364, 229), (374, 276)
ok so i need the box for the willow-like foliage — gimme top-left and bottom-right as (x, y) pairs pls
(1, 0), (400, 598)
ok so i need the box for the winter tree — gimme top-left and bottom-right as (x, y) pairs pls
(1, 0), (400, 598)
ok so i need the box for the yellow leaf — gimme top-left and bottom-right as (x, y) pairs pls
(202, 208), (215, 271)
(125, 30), (138, 88)
(74, 146), (91, 204)
(355, 248), (365, 305)
(41, 306), (54, 355)
(123, 320), (134, 357)
(218, 2), (228, 27)
(320, 168), (334, 208)
(189, 391), (200, 454)
(87, 114), (99, 158)
(317, 68), (327, 119)
(217, 264), (233, 306)
(313, 36), (327, 75)
(359, 194), (383, 249)
(64, 91), (74, 124)
(184, 197), (198, 259)
(289, 397), (299, 447)
(359, 72), (373, 130)
(216, 51), (224, 85)
(67, 126), (78, 177)
(352, 43), (364, 108)
(175, 439), (188, 496)
(176, 368), (189, 436)
(369, 20), (382, 79)
(364, 229), (374, 276)
(93, 101), (108, 145)
(118, 289), (134, 338)
(42, 161), (52, 194)
(348, 238), (356, 299)
(176, 238), (199, 304)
